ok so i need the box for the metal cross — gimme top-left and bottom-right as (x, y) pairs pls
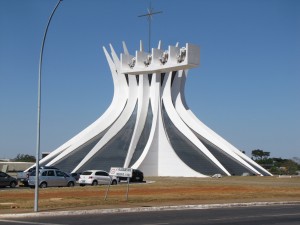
(138, 2), (162, 53)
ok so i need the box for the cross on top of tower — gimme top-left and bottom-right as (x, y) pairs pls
(138, 2), (162, 53)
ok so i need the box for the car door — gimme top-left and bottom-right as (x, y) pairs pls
(55, 170), (67, 186)
(46, 170), (57, 187)
(95, 171), (110, 184)
(0, 172), (9, 186)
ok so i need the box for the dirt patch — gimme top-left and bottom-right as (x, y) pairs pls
(0, 176), (300, 214)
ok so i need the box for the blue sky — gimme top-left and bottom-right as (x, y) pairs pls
(0, 0), (299, 160)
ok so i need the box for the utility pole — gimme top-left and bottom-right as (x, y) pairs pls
(35, 0), (62, 212)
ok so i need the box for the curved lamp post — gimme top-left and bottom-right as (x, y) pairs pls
(35, 0), (62, 212)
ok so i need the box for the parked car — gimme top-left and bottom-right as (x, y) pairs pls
(0, 172), (18, 188)
(70, 172), (81, 181)
(17, 166), (58, 186)
(28, 168), (76, 188)
(131, 169), (144, 182)
(119, 169), (144, 182)
(78, 170), (118, 186)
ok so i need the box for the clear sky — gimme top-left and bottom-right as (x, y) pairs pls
(0, 0), (299, 160)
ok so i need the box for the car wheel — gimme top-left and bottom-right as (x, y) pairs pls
(92, 180), (98, 186)
(10, 181), (17, 188)
(39, 182), (47, 188)
(67, 181), (74, 187)
(111, 179), (117, 185)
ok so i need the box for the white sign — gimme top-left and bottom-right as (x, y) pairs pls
(109, 167), (133, 178)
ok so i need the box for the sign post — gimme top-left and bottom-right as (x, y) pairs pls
(126, 177), (130, 201)
(105, 167), (133, 201)
(104, 180), (111, 201)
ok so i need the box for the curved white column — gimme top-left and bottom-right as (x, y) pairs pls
(124, 74), (150, 167)
(172, 70), (264, 175)
(175, 70), (271, 176)
(162, 71), (230, 176)
(131, 73), (160, 173)
(131, 73), (207, 177)
(44, 46), (128, 167)
(72, 75), (138, 172)
(37, 41), (271, 177)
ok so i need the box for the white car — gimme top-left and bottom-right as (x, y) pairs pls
(78, 170), (118, 186)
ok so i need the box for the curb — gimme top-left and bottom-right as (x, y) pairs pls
(1, 201), (300, 219)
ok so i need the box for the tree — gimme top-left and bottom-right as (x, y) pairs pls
(14, 154), (36, 162)
(281, 160), (299, 175)
(251, 149), (265, 160)
(251, 149), (270, 160)
(251, 150), (300, 174)
(292, 157), (300, 165)
(262, 151), (270, 159)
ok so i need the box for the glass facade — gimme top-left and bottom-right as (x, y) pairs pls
(245, 160), (271, 176)
(52, 129), (109, 173)
(195, 134), (256, 176)
(40, 69), (270, 177)
(162, 102), (225, 175)
(129, 101), (153, 167)
(78, 103), (138, 172)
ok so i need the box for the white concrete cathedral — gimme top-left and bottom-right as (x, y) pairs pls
(38, 41), (272, 177)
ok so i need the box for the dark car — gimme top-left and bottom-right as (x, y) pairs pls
(119, 169), (144, 182)
(0, 172), (18, 188)
(70, 172), (81, 181)
(131, 169), (144, 182)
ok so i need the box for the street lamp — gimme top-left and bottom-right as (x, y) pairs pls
(35, 0), (62, 212)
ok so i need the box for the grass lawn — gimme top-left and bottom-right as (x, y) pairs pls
(0, 176), (300, 214)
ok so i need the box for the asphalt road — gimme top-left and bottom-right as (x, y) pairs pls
(0, 204), (299, 225)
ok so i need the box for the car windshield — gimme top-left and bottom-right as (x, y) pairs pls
(63, 172), (70, 177)
(28, 168), (35, 172)
(82, 171), (92, 175)
(30, 170), (43, 176)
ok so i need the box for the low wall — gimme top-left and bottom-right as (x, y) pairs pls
(0, 162), (34, 173)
